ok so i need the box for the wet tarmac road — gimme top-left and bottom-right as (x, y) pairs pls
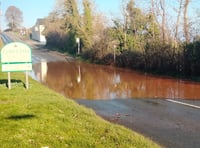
(76, 99), (200, 148)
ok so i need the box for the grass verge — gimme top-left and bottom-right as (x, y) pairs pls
(0, 71), (161, 148)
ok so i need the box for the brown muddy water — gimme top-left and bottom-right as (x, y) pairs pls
(31, 61), (200, 100)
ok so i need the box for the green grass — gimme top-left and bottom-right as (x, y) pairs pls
(0, 71), (161, 148)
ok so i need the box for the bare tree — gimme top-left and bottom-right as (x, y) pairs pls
(5, 6), (23, 30)
(150, 0), (158, 40)
(183, 0), (190, 43)
(159, 0), (167, 43)
(174, 0), (183, 44)
(53, 0), (65, 18)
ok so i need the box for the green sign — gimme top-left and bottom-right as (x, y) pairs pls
(0, 42), (32, 72)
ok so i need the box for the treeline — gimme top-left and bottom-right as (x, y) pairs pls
(44, 0), (200, 78)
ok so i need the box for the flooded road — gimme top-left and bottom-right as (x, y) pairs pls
(5, 31), (200, 148)
(31, 60), (200, 148)
(32, 61), (200, 100)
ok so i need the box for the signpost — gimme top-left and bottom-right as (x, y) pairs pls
(0, 42), (32, 89)
(76, 37), (80, 54)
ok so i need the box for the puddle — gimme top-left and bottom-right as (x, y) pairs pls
(31, 61), (200, 100)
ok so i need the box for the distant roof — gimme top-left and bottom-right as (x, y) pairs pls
(36, 18), (45, 25)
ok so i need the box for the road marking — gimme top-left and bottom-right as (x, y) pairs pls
(167, 99), (200, 109)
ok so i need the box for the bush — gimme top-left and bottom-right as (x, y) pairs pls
(183, 41), (200, 76)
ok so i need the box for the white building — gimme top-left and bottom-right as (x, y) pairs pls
(31, 19), (46, 43)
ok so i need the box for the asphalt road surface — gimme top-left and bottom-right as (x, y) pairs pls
(76, 99), (200, 148)
(2, 32), (200, 148)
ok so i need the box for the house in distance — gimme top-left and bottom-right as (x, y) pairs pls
(31, 18), (46, 43)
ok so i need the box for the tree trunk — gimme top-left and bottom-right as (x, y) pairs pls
(151, 0), (155, 39)
(183, 0), (190, 43)
(174, 0), (183, 45)
(160, 0), (167, 43)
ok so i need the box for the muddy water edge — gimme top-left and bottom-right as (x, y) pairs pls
(32, 61), (200, 100)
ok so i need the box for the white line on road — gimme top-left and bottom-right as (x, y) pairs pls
(167, 99), (200, 109)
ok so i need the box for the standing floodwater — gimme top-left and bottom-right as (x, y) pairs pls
(32, 61), (200, 100)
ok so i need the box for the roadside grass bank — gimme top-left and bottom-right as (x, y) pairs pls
(0, 71), (161, 148)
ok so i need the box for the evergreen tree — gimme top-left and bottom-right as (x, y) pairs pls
(63, 0), (80, 54)
(63, 0), (80, 32)
(81, 0), (93, 50)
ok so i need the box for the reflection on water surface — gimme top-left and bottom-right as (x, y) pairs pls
(32, 61), (200, 100)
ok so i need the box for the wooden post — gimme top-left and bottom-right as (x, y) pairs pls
(25, 71), (29, 89)
(8, 72), (11, 89)
(114, 45), (116, 64)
